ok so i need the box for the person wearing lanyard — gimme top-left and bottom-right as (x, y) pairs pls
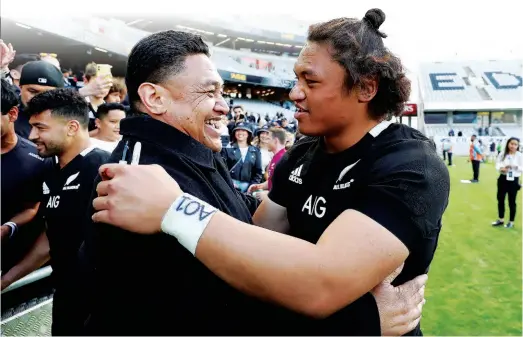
(91, 10), (448, 336)
(492, 137), (522, 228)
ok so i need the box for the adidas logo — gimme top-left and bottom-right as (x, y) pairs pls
(289, 164), (303, 184)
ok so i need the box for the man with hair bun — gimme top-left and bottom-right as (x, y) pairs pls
(91, 9), (449, 335)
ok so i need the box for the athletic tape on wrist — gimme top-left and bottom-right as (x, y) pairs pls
(161, 193), (218, 255)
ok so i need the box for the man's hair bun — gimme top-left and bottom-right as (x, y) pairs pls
(364, 8), (387, 37)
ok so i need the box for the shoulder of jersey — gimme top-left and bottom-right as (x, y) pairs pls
(87, 147), (111, 164)
(286, 136), (319, 157)
(20, 138), (47, 162)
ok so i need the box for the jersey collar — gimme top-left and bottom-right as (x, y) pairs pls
(119, 115), (215, 169)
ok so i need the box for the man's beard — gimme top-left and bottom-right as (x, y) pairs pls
(37, 142), (62, 158)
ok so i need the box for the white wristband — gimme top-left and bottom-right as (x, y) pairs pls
(161, 193), (218, 256)
(4, 222), (18, 238)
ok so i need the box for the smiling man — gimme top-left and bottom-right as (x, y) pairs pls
(86, 29), (434, 336)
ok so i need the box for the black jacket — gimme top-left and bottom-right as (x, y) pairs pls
(221, 143), (263, 185)
(82, 115), (266, 335)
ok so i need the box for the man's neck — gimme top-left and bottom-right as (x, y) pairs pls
(1, 131), (18, 155)
(272, 144), (286, 154)
(58, 135), (91, 168)
(323, 119), (380, 153)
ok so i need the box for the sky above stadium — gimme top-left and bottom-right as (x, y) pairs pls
(2, 0), (520, 74)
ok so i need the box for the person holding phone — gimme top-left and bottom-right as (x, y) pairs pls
(492, 137), (522, 228)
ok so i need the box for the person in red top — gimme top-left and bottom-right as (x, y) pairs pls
(248, 127), (287, 195)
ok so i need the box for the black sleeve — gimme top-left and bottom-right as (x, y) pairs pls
(267, 152), (293, 207)
(237, 192), (260, 215)
(250, 149), (263, 185)
(354, 148), (450, 249)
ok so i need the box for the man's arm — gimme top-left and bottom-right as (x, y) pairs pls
(93, 164), (408, 318)
(252, 198), (290, 233)
(194, 208), (408, 318)
(1, 202), (40, 240)
(1, 232), (50, 290)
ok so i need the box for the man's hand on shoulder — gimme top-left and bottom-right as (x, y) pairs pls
(372, 265), (427, 336)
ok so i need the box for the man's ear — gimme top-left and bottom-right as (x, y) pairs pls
(94, 118), (101, 129)
(8, 106), (19, 122)
(66, 120), (81, 136)
(357, 77), (378, 103)
(137, 83), (169, 116)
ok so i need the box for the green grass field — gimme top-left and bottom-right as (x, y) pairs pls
(422, 156), (522, 336)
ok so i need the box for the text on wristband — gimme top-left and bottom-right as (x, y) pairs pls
(176, 195), (217, 221)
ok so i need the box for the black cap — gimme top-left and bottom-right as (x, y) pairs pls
(19, 61), (64, 88)
(233, 122), (252, 134)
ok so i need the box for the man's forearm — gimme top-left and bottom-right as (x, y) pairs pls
(9, 203), (39, 227)
(196, 211), (333, 318)
(1, 232), (50, 290)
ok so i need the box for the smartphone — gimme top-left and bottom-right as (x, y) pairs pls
(96, 64), (113, 79)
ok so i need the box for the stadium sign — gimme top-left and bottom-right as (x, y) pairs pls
(218, 70), (297, 89)
(403, 103), (418, 116)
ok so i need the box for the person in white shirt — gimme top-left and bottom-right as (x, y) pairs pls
(492, 137), (522, 228)
(90, 103), (126, 153)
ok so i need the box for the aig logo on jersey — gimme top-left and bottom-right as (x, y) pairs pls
(289, 164), (303, 184)
(63, 172), (81, 190)
(302, 195), (327, 218)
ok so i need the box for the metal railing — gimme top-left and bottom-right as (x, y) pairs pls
(1, 266), (52, 294)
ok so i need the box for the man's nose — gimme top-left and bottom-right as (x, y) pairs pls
(289, 83), (305, 102)
(28, 127), (37, 142)
(215, 96), (229, 115)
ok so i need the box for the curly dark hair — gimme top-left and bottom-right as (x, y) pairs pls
(307, 8), (411, 120)
(1, 79), (20, 115)
(26, 88), (90, 128)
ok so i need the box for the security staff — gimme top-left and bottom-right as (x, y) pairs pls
(16, 61), (64, 139)
(24, 88), (109, 335)
(1, 79), (51, 288)
(89, 29), (430, 336)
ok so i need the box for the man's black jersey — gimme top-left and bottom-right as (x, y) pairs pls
(40, 147), (109, 281)
(268, 121), (450, 336)
(1, 137), (52, 273)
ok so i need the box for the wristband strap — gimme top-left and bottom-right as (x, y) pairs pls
(4, 222), (18, 238)
(161, 193), (218, 255)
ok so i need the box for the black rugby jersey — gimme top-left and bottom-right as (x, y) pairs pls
(268, 121), (450, 335)
(1, 137), (52, 273)
(40, 146), (109, 280)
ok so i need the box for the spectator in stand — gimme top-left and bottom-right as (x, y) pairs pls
(458, 130), (463, 137)
(252, 124), (273, 177)
(83, 62), (113, 132)
(90, 103), (126, 153)
(492, 137), (522, 228)
(280, 117), (296, 133)
(469, 134), (483, 183)
(104, 77), (127, 103)
(222, 122), (263, 192)
(248, 127), (288, 199)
